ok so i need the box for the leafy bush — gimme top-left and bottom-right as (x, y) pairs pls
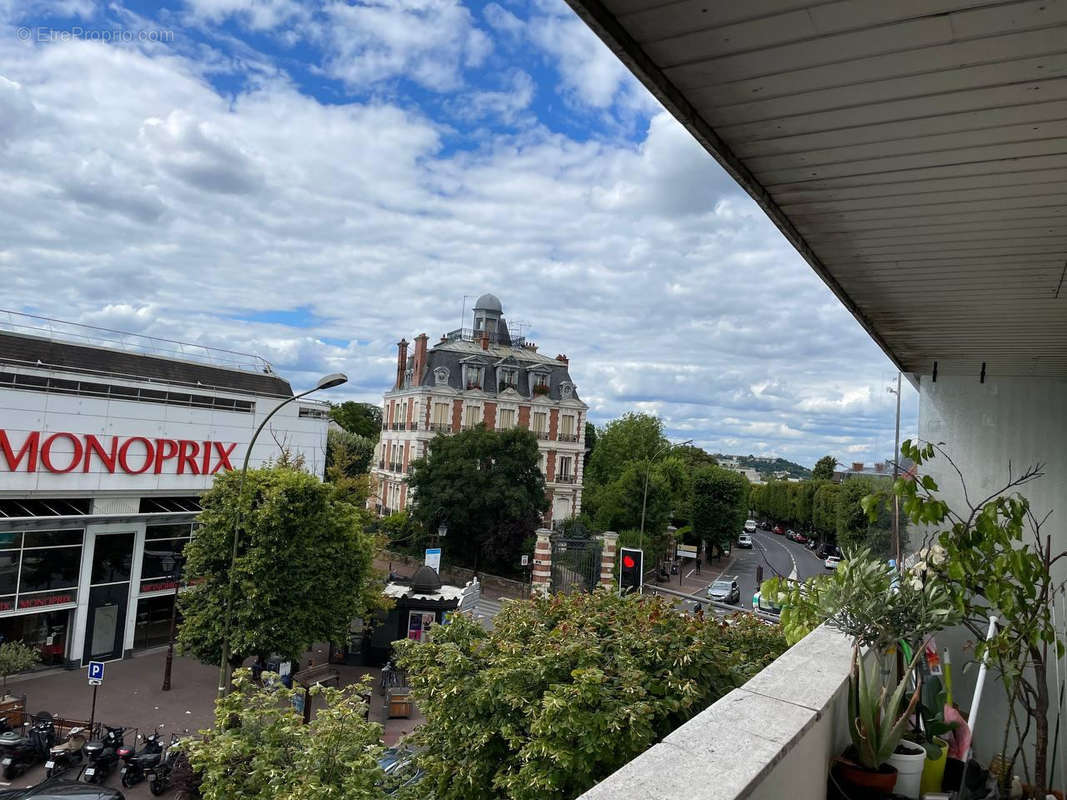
(395, 590), (787, 800)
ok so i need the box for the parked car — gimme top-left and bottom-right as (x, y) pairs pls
(743, 519), (757, 533)
(0, 778), (124, 799)
(773, 524), (785, 535)
(378, 747), (423, 796)
(752, 591), (782, 616)
(758, 520), (771, 531)
(825, 555), (842, 570)
(707, 578), (741, 605)
(792, 532), (809, 544)
(736, 533), (752, 548)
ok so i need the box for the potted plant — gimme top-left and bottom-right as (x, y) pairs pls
(906, 681), (956, 795)
(817, 548), (961, 799)
(835, 646), (921, 797)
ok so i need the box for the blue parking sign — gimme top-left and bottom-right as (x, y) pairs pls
(87, 661), (105, 684)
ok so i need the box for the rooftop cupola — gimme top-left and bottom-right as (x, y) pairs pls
(473, 293), (502, 338)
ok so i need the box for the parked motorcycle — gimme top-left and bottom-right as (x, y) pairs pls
(145, 732), (186, 796)
(45, 725), (88, 778)
(0, 711), (55, 779)
(81, 725), (125, 784)
(118, 728), (164, 788)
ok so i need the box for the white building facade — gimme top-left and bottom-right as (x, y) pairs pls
(372, 294), (588, 525)
(0, 318), (329, 666)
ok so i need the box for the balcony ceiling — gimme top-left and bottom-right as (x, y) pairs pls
(565, 0), (1067, 379)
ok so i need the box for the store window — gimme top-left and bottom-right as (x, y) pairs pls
(0, 530), (83, 613)
(0, 609), (71, 666)
(133, 595), (180, 650)
(91, 533), (134, 584)
(139, 524), (193, 594)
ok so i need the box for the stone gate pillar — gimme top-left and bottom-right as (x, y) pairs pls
(531, 528), (553, 597)
(599, 531), (618, 589)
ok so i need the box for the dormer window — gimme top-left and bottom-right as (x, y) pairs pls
(464, 365), (483, 390)
(532, 373), (550, 396)
(498, 367), (518, 392)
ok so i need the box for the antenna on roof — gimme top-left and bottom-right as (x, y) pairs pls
(460, 295), (475, 332)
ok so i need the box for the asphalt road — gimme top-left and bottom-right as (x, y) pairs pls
(729, 529), (828, 608)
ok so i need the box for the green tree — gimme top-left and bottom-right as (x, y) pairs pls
(0, 641), (39, 695)
(178, 464), (379, 668)
(590, 462), (671, 536)
(395, 590), (786, 800)
(691, 465), (749, 556)
(584, 413), (666, 487)
(325, 428), (374, 477)
(186, 669), (387, 800)
(812, 482), (842, 540)
(761, 481), (791, 522)
(407, 427), (547, 574)
(582, 421), (596, 471)
(835, 477), (893, 555)
(328, 401), (382, 440)
(789, 480), (820, 531)
(812, 455), (837, 481)
(673, 444), (717, 469)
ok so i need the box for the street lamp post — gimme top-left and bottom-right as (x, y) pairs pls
(216, 372), (348, 698)
(639, 439), (693, 552)
(161, 553), (185, 691)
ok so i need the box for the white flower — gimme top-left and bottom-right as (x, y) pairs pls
(930, 544), (947, 566)
(911, 560), (928, 574)
(908, 576), (924, 591)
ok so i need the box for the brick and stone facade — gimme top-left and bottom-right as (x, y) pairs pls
(371, 293), (588, 525)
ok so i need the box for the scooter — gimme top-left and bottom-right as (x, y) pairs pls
(0, 711), (55, 779)
(81, 725), (125, 784)
(118, 728), (164, 788)
(45, 725), (88, 778)
(145, 732), (186, 796)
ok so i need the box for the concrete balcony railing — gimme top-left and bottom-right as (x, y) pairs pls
(577, 624), (853, 800)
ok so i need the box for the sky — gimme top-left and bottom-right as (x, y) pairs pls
(0, 0), (917, 469)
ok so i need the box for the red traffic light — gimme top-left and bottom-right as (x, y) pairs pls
(622, 555), (636, 569)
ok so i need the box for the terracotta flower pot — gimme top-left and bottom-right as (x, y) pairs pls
(833, 756), (899, 799)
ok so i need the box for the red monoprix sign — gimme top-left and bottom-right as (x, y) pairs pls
(0, 430), (236, 475)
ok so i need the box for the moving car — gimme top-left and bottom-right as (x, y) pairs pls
(773, 524), (785, 535)
(736, 533), (752, 548)
(707, 578), (741, 605)
(743, 519), (757, 533)
(825, 555), (842, 570)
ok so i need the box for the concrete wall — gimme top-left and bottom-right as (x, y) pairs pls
(577, 625), (853, 800)
(917, 372), (1067, 767)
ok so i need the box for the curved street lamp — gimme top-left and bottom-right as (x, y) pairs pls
(639, 438), (693, 552)
(217, 372), (348, 697)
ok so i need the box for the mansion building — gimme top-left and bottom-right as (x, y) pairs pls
(372, 294), (587, 524)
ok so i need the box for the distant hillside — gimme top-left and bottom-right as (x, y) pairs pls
(714, 454), (811, 480)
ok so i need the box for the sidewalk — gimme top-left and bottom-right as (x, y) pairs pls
(0, 646), (422, 794)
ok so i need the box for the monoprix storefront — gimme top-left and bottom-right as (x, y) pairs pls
(0, 314), (330, 666)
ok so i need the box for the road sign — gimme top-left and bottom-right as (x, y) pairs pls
(676, 544), (698, 559)
(520, 554), (529, 566)
(87, 661), (105, 684)
(424, 547), (441, 572)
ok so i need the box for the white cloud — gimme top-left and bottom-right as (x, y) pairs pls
(316, 0), (491, 91)
(0, 23), (916, 467)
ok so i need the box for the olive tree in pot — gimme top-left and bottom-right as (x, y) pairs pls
(818, 548), (961, 799)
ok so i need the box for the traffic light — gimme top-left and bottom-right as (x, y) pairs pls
(619, 547), (643, 595)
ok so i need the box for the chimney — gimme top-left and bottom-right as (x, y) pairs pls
(555, 354), (568, 364)
(851, 462), (864, 472)
(412, 333), (429, 385)
(481, 332), (489, 350)
(875, 462), (886, 473)
(395, 338), (408, 389)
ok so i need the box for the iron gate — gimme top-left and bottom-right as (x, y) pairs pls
(550, 536), (602, 594)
